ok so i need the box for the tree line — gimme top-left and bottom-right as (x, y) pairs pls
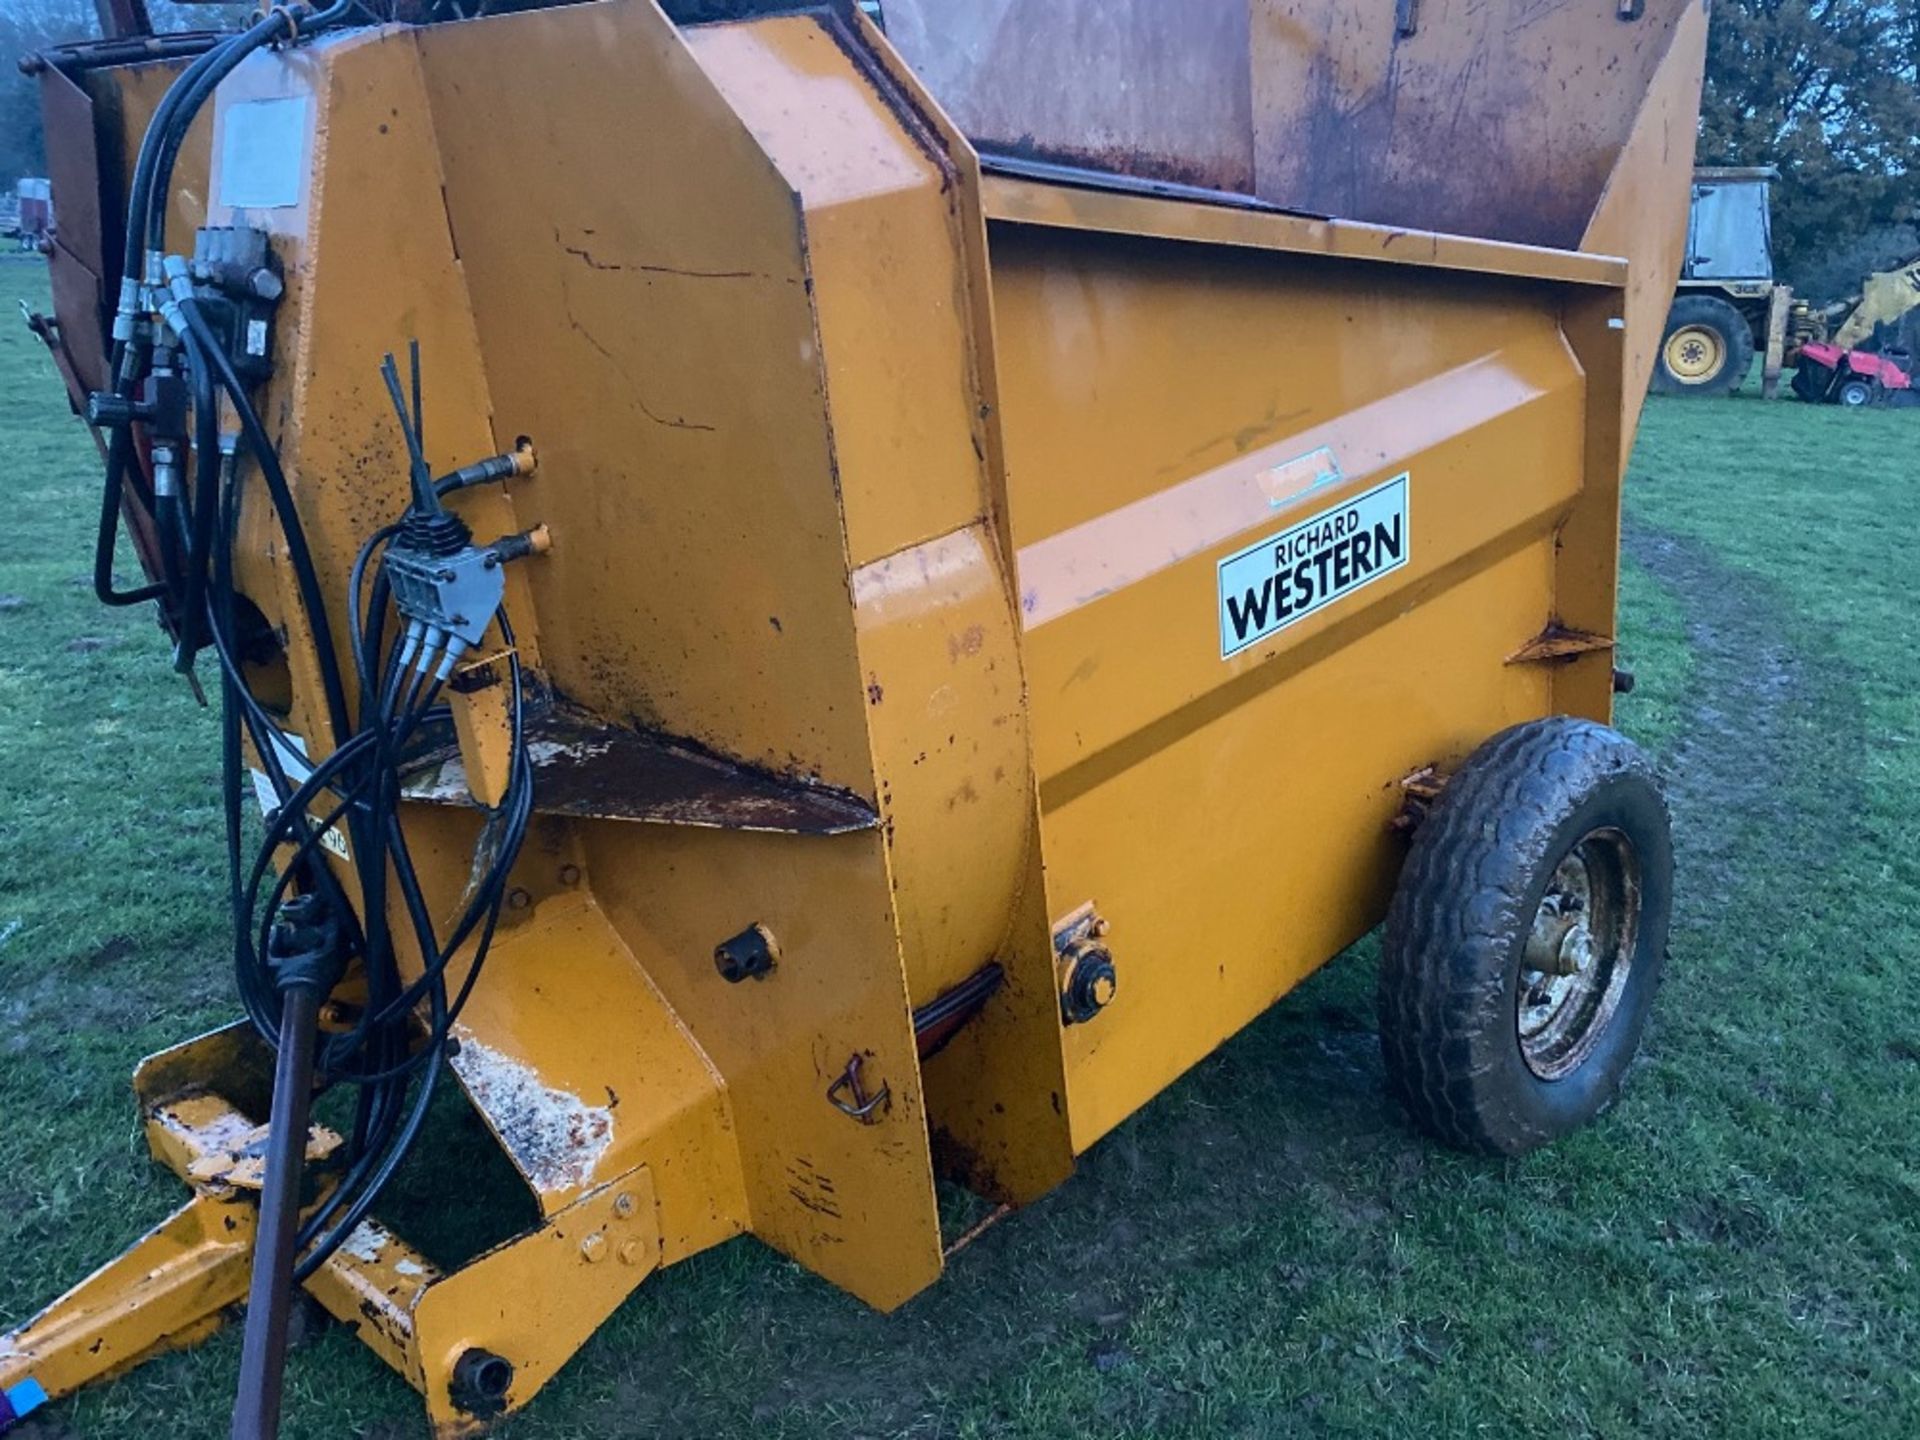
(1702, 1), (1920, 297)
(0, 2), (250, 192)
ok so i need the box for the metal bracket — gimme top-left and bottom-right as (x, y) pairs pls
(826, 1053), (890, 1124)
(1389, 765), (1448, 836)
(1053, 904), (1117, 1025)
(1505, 622), (1616, 667)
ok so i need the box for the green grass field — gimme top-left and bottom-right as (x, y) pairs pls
(3, 255), (1919, 1439)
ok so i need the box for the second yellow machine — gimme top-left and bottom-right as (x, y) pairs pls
(4, 0), (1706, 1433)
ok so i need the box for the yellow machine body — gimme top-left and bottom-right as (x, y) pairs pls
(2, 1), (1707, 1431)
(1830, 251), (1920, 352)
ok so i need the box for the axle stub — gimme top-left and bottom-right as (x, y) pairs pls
(450, 1348), (514, 1416)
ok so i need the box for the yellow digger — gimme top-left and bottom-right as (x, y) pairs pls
(3, 1), (1707, 1434)
(1653, 165), (1920, 404)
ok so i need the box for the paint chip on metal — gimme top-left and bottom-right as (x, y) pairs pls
(526, 737), (615, 767)
(450, 1032), (614, 1193)
(339, 1220), (394, 1264)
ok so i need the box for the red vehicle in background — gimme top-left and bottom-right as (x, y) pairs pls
(11, 179), (52, 252)
(1793, 340), (1918, 408)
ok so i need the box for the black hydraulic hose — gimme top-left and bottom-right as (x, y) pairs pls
(174, 339), (224, 666)
(206, 410), (366, 1047)
(286, 628), (532, 1260)
(95, 20), (254, 615)
(293, 831), (449, 1278)
(120, 36), (229, 299)
(101, 1), (364, 620)
(177, 298), (352, 745)
(125, 0), (363, 329)
(93, 425), (169, 606)
(230, 982), (320, 1440)
(145, 9), (300, 255)
(143, 3), (366, 257)
(294, 1052), (442, 1282)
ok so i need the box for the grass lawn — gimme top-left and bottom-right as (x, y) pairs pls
(3, 254), (1919, 1439)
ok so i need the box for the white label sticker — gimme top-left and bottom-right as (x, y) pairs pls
(218, 96), (310, 210)
(1218, 473), (1410, 659)
(248, 731), (349, 860)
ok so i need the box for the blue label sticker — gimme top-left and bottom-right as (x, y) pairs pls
(2, 1376), (49, 1426)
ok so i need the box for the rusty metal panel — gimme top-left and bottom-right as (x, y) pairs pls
(414, 13), (876, 797)
(883, 0), (1255, 192)
(978, 174), (1626, 289)
(39, 65), (110, 395)
(404, 701), (881, 834)
(1248, 0), (1697, 250)
(884, 0), (1699, 251)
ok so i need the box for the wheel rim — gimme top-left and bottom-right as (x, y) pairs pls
(1516, 827), (1642, 1081)
(1663, 324), (1726, 384)
(1841, 382), (1871, 407)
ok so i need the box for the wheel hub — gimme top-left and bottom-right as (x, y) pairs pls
(1517, 829), (1641, 1080)
(1664, 324), (1726, 383)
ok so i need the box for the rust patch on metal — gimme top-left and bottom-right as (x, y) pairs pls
(884, 0), (1256, 194)
(1507, 621), (1616, 666)
(1389, 764), (1448, 836)
(942, 1202), (1014, 1260)
(403, 699), (879, 834)
(449, 1032), (614, 1194)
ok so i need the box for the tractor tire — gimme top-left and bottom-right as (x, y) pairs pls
(1838, 378), (1874, 408)
(1378, 718), (1673, 1157)
(1651, 294), (1754, 397)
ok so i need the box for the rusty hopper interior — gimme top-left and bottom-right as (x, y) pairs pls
(2, 1), (1707, 1433)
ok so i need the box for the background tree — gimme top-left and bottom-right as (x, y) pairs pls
(1700, 0), (1920, 298)
(0, 0), (88, 190)
(1, 2), (250, 191)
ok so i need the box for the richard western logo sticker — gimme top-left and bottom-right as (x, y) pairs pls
(1217, 473), (1410, 659)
